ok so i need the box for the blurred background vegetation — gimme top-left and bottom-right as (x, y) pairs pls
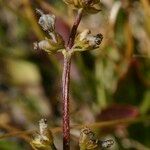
(0, 0), (150, 149)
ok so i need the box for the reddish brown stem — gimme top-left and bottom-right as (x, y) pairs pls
(62, 56), (71, 150)
(67, 8), (83, 49)
(62, 8), (83, 150)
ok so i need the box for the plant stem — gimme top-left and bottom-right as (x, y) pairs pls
(62, 8), (83, 150)
(67, 8), (83, 49)
(62, 56), (71, 150)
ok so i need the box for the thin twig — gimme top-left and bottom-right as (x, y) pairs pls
(0, 130), (33, 141)
(0, 123), (31, 141)
(67, 8), (83, 49)
(133, 54), (150, 59)
(75, 116), (150, 129)
(0, 116), (149, 140)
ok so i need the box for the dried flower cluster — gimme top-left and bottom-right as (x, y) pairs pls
(74, 29), (103, 51)
(30, 119), (57, 150)
(34, 8), (103, 55)
(63, 0), (101, 13)
(30, 121), (114, 150)
(34, 9), (64, 54)
(79, 127), (114, 150)
(79, 127), (99, 150)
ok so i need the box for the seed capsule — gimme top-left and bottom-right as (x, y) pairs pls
(35, 9), (65, 54)
(36, 9), (55, 32)
(34, 38), (64, 54)
(74, 29), (103, 51)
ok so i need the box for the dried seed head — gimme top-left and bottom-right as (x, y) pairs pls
(63, 0), (101, 13)
(34, 9), (65, 55)
(63, 0), (100, 7)
(36, 9), (55, 32)
(79, 127), (114, 150)
(74, 29), (103, 51)
(30, 119), (56, 150)
(79, 127), (99, 149)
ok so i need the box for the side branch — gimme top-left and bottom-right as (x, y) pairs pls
(67, 8), (83, 49)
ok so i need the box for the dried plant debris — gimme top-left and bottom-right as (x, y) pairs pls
(30, 119), (57, 150)
(79, 127), (114, 150)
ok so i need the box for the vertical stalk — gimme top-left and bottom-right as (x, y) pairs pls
(62, 55), (71, 150)
(62, 8), (83, 150)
